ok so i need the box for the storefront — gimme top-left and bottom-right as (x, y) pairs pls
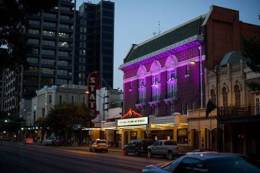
(149, 114), (188, 143)
(117, 117), (148, 146)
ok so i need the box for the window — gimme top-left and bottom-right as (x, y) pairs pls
(234, 85), (241, 107)
(57, 51), (69, 57)
(41, 59), (55, 65)
(80, 49), (86, 56)
(28, 29), (39, 34)
(42, 30), (55, 37)
(42, 49), (55, 56)
(79, 58), (86, 63)
(167, 70), (177, 98)
(60, 15), (70, 20)
(27, 39), (39, 44)
(41, 68), (54, 75)
(33, 111), (36, 123)
(58, 41), (69, 48)
(152, 75), (160, 101)
(44, 13), (56, 19)
(71, 96), (74, 103)
(79, 65), (85, 71)
(57, 70), (68, 76)
(42, 108), (45, 117)
(32, 48), (39, 55)
(60, 24), (69, 29)
(29, 20), (40, 25)
(27, 57), (38, 64)
(57, 60), (68, 66)
(42, 40), (55, 46)
(210, 89), (216, 105)
(58, 32), (69, 38)
(222, 87), (228, 107)
(138, 78), (146, 103)
(59, 95), (62, 104)
(44, 22), (56, 28)
(185, 64), (191, 77)
(56, 79), (67, 85)
(48, 95), (52, 104)
(256, 95), (260, 115)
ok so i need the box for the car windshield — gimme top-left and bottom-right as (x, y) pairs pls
(163, 156), (184, 171)
(205, 157), (260, 173)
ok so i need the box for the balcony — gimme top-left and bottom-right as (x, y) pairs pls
(135, 99), (146, 109)
(218, 106), (260, 123)
(148, 96), (160, 106)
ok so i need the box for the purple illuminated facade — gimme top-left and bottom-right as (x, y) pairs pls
(120, 29), (206, 116)
(122, 39), (205, 116)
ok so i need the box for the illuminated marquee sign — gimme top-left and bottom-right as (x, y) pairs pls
(117, 117), (148, 127)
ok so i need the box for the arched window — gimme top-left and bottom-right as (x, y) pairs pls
(138, 78), (146, 103)
(234, 85), (241, 107)
(222, 87), (228, 107)
(167, 70), (177, 98)
(210, 89), (216, 105)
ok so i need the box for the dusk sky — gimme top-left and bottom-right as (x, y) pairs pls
(77, 0), (260, 89)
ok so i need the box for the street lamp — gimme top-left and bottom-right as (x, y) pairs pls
(4, 119), (8, 123)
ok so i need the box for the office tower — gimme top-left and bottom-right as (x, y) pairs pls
(76, 0), (114, 88)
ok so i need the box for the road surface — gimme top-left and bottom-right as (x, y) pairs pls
(0, 142), (166, 173)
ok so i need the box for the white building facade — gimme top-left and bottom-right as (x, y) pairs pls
(27, 84), (87, 126)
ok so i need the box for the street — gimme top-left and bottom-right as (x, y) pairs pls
(0, 142), (166, 173)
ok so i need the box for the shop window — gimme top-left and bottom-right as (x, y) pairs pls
(234, 85), (241, 107)
(177, 128), (188, 144)
(130, 131), (137, 140)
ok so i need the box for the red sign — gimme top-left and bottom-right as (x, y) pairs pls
(87, 71), (100, 117)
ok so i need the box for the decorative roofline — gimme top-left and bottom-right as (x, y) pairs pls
(134, 14), (207, 49)
(119, 35), (203, 70)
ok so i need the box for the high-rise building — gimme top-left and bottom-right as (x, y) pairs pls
(24, 0), (77, 98)
(1, 0), (77, 117)
(1, 0), (115, 118)
(76, 1), (114, 88)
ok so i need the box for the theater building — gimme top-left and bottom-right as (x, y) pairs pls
(120, 14), (205, 145)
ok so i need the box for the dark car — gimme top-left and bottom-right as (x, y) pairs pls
(124, 139), (154, 156)
(143, 152), (260, 173)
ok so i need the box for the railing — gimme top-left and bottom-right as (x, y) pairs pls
(218, 106), (260, 120)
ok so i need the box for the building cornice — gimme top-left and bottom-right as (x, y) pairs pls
(119, 35), (203, 70)
(123, 55), (205, 83)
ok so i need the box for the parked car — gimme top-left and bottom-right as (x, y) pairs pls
(89, 139), (108, 152)
(42, 137), (56, 146)
(24, 137), (33, 144)
(123, 139), (154, 156)
(147, 140), (178, 160)
(143, 152), (260, 173)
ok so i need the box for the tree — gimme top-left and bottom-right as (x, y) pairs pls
(242, 37), (260, 73)
(46, 103), (95, 143)
(242, 37), (260, 91)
